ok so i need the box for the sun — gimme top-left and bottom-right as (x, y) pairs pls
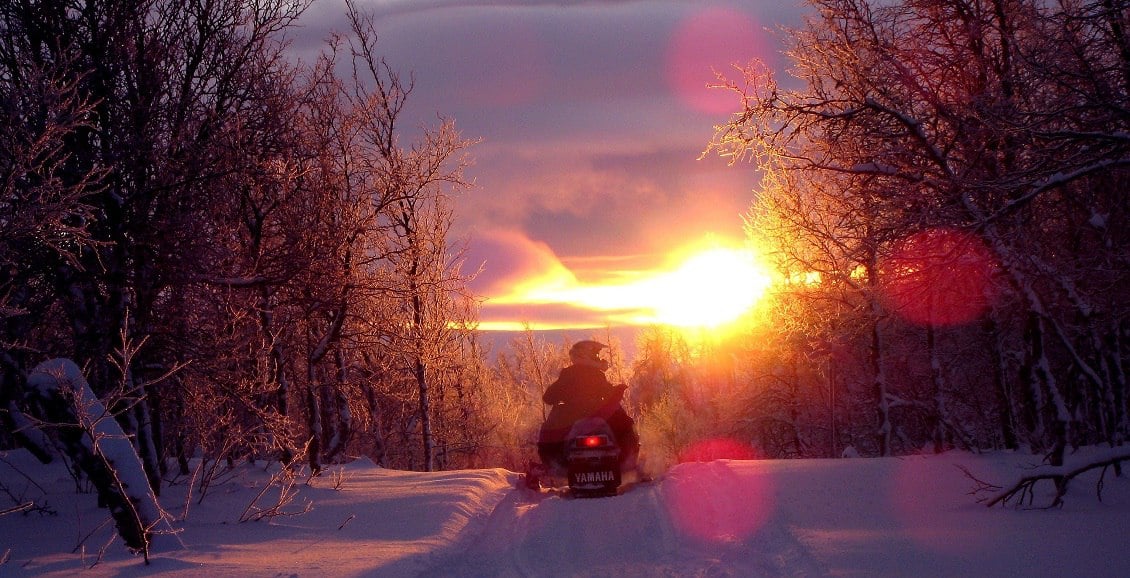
(480, 236), (775, 331)
(642, 246), (772, 328)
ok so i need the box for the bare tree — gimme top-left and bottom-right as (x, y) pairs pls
(1, 0), (497, 505)
(0, 47), (103, 457)
(0, 0), (314, 488)
(709, 0), (1129, 460)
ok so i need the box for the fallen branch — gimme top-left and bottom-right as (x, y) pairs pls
(0, 502), (34, 516)
(968, 451), (1130, 509)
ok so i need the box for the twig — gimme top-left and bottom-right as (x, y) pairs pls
(0, 502), (34, 516)
(956, 464), (1001, 494)
(72, 515), (115, 558)
(240, 462), (313, 523)
(0, 454), (49, 494)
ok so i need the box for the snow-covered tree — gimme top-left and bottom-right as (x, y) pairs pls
(23, 359), (176, 559)
(709, 0), (1129, 459)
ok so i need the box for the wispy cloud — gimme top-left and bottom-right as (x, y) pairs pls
(466, 228), (654, 330)
(358, 0), (646, 18)
(463, 228), (578, 300)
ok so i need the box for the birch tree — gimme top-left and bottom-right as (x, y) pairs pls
(284, 2), (476, 472)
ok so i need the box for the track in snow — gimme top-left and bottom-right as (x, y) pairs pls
(422, 461), (825, 577)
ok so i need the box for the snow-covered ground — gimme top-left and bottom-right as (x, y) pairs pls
(2, 446), (1128, 576)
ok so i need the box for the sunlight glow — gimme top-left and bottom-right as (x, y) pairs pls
(640, 247), (772, 328)
(485, 239), (774, 331)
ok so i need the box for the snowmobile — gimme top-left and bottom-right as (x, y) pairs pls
(561, 417), (623, 497)
(524, 416), (637, 498)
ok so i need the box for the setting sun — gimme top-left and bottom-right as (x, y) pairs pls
(477, 235), (774, 331)
(641, 246), (772, 328)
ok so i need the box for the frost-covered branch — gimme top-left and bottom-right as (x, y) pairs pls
(239, 460), (313, 523)
(982, 158), (1130, 225)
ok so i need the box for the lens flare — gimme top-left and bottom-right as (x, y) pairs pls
(677, 438), (758, 463)
(666, 7), (766, 115)
(662, 458), (773, 545)
(879, 228), (999, 326)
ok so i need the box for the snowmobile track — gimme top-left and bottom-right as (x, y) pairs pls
(423, 463), (826, 577)
(517, 476), (657, 501)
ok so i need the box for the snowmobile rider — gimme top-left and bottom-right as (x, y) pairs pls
(537, 340), (640, 471)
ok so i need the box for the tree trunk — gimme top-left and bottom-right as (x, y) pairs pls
(129, 394), (163, 494)
(363, 382), (388, 466)
(415, 357), (434, 472)
(305, 381), (323, 474)
(867, 261), (892, 457)
(323, 349), (353, 463)
(985, 314), (1019, 450)
(1106, 322), (1128, 444)
(1026, 312), (1070, 466)
(927, 324), (949, 454)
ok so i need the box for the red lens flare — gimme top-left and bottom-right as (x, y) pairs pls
(662, 460), (773, 545)
(879, 228), (999, 326)
(677, 437), (758, 463)
(666, 7), (767, 115)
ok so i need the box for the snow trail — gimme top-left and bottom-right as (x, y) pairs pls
(5, 448), (1130, 576)
(423, 461), (825, 577)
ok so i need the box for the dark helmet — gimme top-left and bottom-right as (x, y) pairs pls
(569, 340), (608, 367)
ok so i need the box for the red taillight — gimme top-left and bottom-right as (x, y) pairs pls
(580, 435), (605, 448)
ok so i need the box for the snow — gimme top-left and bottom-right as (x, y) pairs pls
(2, 447), (1130, 576)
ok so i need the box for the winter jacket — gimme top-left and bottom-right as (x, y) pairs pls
(539, 364), (625, 444)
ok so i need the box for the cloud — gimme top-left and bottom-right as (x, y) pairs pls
(460, 144), (757, 262)
(355, 0), (645, 19)
(465, 228), (659, 330)
(465, 228), (615, 330)
(292, 1), (805, 333)
(463, 228), (577, 299)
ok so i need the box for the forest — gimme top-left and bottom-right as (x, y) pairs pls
(1, 0), (1128, 558)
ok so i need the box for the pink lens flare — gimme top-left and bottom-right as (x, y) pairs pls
(879, 228), (999, 327)
(666, 7), (767, 115)
(662, 457), (774, 545)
